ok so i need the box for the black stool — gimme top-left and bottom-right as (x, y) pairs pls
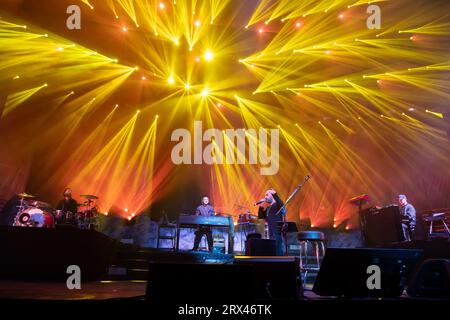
(297, 231), (326, 286)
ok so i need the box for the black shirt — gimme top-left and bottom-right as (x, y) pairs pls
(258, 193), (285, 235)
(56, 198), (78, 215)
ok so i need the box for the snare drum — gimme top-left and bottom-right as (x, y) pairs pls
(15, 207), (54, 228)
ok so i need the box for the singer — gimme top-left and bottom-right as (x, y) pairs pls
(257, 188), (285, 256)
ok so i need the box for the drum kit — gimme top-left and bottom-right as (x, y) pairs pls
(13, 192), (100, 230)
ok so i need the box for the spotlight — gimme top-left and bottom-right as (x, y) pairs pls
(159, 3), (165, 9)
(156, 115), (159, 119)
(217, 103), (222, 108)
(122, 27), (128, 32)
(258, 28), (264, 34)
(377, 80), (381, 84)
(195, 56), (200, 62)
(141, 76), (147, 80)
(408, 107), (415, 112)
(339, 13), (344, 19)
(185, 84), (190, 90)
(295, 22), (301, 28)
(195, 20), (201, 27)
(56, 47), (64, 52)
(325, 50), (331, 55)
(168, 76), (175, 84)
(204, 51), (213, 61)
(201, 88), (209, 97)
(124, 208), (129, 212)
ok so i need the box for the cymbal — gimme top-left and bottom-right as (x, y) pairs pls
(17, 192), (35, 198)
(80, 194), (98, 200)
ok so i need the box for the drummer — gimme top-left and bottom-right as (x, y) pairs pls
(55, 188), (78, 225)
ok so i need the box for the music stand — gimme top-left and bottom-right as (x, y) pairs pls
(349, 194), (371, 246)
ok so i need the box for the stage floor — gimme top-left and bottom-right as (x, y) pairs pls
(0, 280), (442, 301)
(0, 280), (147, 300)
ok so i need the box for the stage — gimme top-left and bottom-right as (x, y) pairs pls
(0, 226), (449, 304)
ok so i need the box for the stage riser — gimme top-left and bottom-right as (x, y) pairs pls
(0, 226), (119, 281)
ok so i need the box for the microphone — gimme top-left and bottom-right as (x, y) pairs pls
(254, 199), (265, 206)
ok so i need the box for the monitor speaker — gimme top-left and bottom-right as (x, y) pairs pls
(407, 259), (450, 298)
(245, 238), (276, 256)
(146, 257), (302, 301)
(312, 248), (422, 297)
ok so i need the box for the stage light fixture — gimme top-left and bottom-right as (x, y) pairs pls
(204, 50), (213, 61)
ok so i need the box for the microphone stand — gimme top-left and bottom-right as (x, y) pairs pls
(276, 175), (310, 255)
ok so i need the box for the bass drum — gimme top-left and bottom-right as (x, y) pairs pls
(15, 207), (54, 228)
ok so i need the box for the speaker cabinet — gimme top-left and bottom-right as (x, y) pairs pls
(245, 238), (276, 256)
(146, 257), (301, 301)
(313, 248), (422, 297)
(407, 259), (450, 298)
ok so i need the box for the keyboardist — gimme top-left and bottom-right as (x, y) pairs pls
(191, 196), (215, 252)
